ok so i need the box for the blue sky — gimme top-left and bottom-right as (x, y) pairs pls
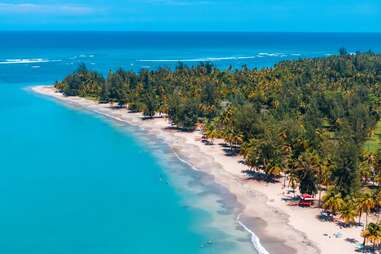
(0, 0), (380, 31)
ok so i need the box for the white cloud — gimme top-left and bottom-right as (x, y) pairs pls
(0, 2), (95, 15)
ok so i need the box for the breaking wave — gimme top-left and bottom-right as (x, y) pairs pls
(138, 53), (295, 63)
(0, 58), (61, 65)
(138, 56), (258, 62)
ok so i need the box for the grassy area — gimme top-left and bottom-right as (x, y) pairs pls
(364, 121), (381, 153)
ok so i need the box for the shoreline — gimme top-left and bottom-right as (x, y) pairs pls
(31, 85), (363, 254)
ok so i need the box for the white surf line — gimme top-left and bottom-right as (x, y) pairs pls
(237, 213), (271, 254)
(0, 58), (62, 65)
(171, 149), (271, 254)
(137, 56), (258, 62)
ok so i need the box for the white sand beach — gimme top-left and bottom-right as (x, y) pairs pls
(32, 85), (366, 254)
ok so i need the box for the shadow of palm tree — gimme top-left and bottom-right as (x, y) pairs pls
(242, 170), (279, 183)
(222, 148), (240, 156)
(163, 126), (195, 132)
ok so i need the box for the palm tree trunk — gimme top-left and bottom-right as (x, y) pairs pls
(362, 237), (366, 253)
(318, 188), (322, 208)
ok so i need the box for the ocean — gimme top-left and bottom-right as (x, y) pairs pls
(0, 32), (381, 254)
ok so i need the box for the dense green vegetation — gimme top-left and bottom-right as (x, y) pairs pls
(364, 121), (381, 153)
(56, 51), (381, 243)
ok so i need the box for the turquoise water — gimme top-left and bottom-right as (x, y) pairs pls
(0, 83), (255, 254)
(1, 32), (381, 254)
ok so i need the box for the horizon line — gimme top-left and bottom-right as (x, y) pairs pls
(1, 30), (381, 34)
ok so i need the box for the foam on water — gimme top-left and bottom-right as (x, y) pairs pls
(257, 52), (284, 57)
(237, 214), (270, 254)
(170, 147), (268, 254)
(138, 55), (259, 62)
(0, 58), (61, 65)
(137, 53), (298, 63)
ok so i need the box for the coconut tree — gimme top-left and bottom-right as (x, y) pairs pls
(362, 222), (381, 250)
(358, 191), (376, 227)
(373, 150), (381, 187)
(288, 168), (299, 197)
(359, 151), (375, 185)
(359, 160), (372, 186)
(322, 189), (344, 216)
(339, 199), (357, 226)
(207, 128), (219, 144)
(317, 159), (332, 207)
(222, 128), (235, 150)
(265, 165), (283, 179)
(295, 150), (320, 195)
(281, 144), (293, 189)
(240, 139), (256, 159)
(373, 190), (381, 222)
(203, 121), (220, 144)
(230, 131), (244, 150)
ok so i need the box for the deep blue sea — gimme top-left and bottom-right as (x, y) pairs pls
(1, 32), (381, 254)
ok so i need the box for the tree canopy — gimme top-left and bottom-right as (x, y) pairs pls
(56, 51), (381, 197)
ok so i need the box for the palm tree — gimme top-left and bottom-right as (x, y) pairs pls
(231, 132), (244, 152)
(317, 159), (332, 207)
(360, 150), (376, 185)
(207, 129), (219, 144)
(339, 200), (357, 226)
(203, 122), (219, 144)
(373, 190), (381, 223)
(358, 191), (375, 227)
(359, 160), (372, 186)
(322, 189), (344, 216)
(265, 165), (283, 179)
(288, 169), (299, 197)
(223, 128), (234, 150)
(240, 139), (256, 159)
(223, 129), (243, 152)
(362, 222), (381, 250)
(281, 144), (292, 189)
(295, 150), (319, 195)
